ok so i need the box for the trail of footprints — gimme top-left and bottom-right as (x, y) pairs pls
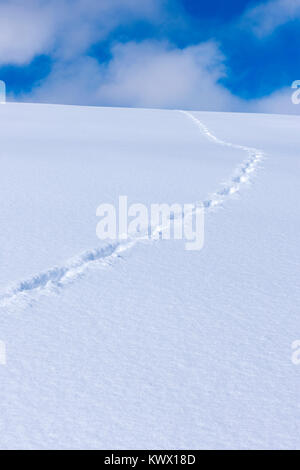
(0, 111), (264, 308)
(180, 111), (264, 210)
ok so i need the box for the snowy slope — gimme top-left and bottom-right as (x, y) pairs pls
(0, 103), (299, 449)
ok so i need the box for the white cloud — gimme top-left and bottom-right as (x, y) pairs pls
(27, 40), (241, 111)
(0, 0), (163, 65)
(96, 41), (239, 110)
(242, 0), (300, 37)
(247, 86), (300, 115)
(0, 1), (56, 65)
(51, 0), (164, 60)
(28, 57), (104, 106)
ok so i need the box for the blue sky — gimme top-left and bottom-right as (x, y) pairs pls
(0, 0), (299, 113)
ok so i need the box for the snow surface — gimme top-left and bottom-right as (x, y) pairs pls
(0, 103), (299, 449)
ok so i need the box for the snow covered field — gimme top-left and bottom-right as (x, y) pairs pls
(0, 102), (299, 449)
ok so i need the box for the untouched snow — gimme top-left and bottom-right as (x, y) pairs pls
(0, 103), (299, 449)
